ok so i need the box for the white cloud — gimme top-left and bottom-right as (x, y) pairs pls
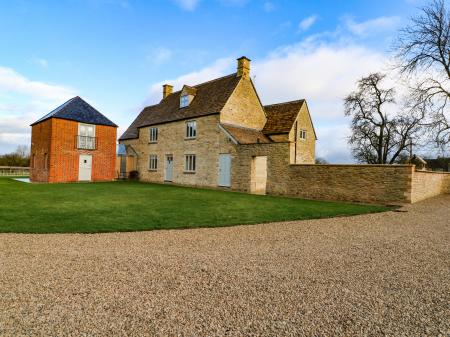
(253, 42), (387, 108)
(298, 15), (317, 32)
(0, 66), (75, 101)
(315, 124), (353, 163)
(251, 41), (389, 163)
(0, 66), (77, 154)
(173, 0), (200, 11)
(344, 16), (401, 37)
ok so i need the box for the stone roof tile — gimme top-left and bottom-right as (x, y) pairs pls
(120, 74), (240, 140)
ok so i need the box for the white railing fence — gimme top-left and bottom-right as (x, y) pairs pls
(0, 166), (30, 176)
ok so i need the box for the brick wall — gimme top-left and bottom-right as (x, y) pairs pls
(30, 119), (52, 182)
(31, 118), (116, 183)
(411, 171), (450, 203)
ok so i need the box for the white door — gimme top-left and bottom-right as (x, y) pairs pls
(78, 154), (92, 181)
(218, 154), (231, 187)
(165, 155), (173, 182)
(251, 156), (267, 194)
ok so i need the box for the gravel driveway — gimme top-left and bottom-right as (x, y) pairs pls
(0, 196), (449, 336)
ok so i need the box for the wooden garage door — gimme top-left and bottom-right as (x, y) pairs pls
(250, 156), (267, 194)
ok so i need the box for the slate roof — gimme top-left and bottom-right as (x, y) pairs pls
(221, 123), (271, 145)
(262, 100), (305, 135)
(424, 157), (450, 172)
(120, 74), (241, 140)
(31, 96), (117, 127)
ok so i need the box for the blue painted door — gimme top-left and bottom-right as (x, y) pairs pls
(218, 154), (231, 187)
(165, 155), (173, 181)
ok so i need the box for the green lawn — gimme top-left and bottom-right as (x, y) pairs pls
(0, 177), (389, 233)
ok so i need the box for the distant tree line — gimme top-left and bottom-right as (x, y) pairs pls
(0, 145), (30, 167)
(345, 0), (449, 164)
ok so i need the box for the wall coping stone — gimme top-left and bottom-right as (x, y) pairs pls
(291, 164), (414, 168)
(414, 170), (450, 175)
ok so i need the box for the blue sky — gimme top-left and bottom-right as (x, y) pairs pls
(0, 0), (426, 161)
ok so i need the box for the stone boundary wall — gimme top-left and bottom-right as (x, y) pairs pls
(411, 170), (450, 203)
(234, 143), (416, 204)
(286, 164), (414, 204)
(233, 142), (450, 204)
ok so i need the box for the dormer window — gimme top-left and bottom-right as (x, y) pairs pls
(179, 85), (197, 108)
(180, 95), (189, 108)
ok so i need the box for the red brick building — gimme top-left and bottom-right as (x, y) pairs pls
(30, 96), (117, 183)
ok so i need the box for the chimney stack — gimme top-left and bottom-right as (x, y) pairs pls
(237, 56), (251, 79)
(163, 84), (173, 99)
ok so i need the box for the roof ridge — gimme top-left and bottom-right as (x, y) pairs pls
(143, 103), (160, 110)
(264, 99), (305, 107)
(160, 73), (237, 96)
(193, 73), (236, 88)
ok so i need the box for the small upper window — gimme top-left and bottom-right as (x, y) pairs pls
(299, 129), (307, 140)
(186, 121), (197, 139)
(149, 127), (158, 142)
(180, 95), (189, 108)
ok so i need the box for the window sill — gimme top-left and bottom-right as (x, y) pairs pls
(184, 137), (196, 141)
(183, 171), (196, 174)
(148, 141), (158, 144)
(148, 169), (158, 172)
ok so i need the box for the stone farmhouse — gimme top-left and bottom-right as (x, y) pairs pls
(26, 56), (449, 204)
(30, 96), (117, 183)
(119, 57), (316, 193)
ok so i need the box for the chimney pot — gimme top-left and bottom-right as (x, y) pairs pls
(163, 84), (173, 99)
(237, 56), (251, 79)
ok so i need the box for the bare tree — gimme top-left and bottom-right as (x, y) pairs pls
(344, 73), (425, 164)
(14, 145), (30, 159)
(396, 0), (450, 145)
